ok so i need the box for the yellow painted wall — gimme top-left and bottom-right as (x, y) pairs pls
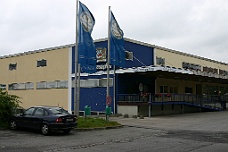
(0, 48), (69, 109)
(155, 48), (228, 71)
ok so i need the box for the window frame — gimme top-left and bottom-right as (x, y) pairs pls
(37, 59), (47, 67)
(125, 51), (133, 61)
(9, 63), (17, 70)
(36, 81), (47, 89)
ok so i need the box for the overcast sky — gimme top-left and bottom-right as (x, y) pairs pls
(1, 0), (228, 63)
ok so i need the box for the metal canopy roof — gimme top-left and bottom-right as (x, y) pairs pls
(74, 65), (228, 84)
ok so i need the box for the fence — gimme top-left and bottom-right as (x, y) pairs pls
(118, 93), (228, 110)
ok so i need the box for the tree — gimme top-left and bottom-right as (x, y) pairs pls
(0, 89), (21, 128)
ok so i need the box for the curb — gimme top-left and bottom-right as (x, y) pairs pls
(75, 125), (123, 131)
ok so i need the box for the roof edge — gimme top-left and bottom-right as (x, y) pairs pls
(1, 37), (227, 65)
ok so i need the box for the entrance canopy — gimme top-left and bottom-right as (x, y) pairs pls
(77, 65), (228, 84)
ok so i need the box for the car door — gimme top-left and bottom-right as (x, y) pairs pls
(20, 107), (36, 128)
(32, 108), (45, 130)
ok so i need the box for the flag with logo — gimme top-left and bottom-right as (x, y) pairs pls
(78, 1), (96, 73)
(110, 11), (125, 67)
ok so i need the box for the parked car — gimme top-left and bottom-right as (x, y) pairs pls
(9, 106), (77, 135)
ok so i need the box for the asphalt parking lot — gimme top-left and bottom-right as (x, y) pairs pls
(1, 111), (228, 152)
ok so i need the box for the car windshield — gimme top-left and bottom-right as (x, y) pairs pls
(49, 107), (69, 115)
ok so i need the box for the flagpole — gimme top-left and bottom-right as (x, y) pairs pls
(107, 6), (111, 99)
(74, 0), (79, 116)
(113, 65), (116, 113)
(77, 63), (80, 116)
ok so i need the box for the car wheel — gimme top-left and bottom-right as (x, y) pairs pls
(9, 120), (17, 130)
(41, 124), (50, 135)
(63, 129), (72, 134)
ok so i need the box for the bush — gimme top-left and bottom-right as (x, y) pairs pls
(0, 89), (21, 128)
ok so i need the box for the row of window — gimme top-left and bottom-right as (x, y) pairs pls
(8, 50), (134, 71)
(36, 81), (68, 89)
(182, 62), (228, 76)
(2, 80), (67, 90)
(159, 86), (179, 94)
(73, 78), (113, 88)
(9, 82), (34, 90)
(156, 59), (228, 76)
(159, 85), (193, 94)
(160, 85), (228, 95)
(203, 66), (218, 73)
(9, 59), (47, 71)
(182, 62), (201, 71)
(1, 78), (113, 90)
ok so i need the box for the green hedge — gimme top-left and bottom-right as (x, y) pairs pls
(0, 89), (21, 128)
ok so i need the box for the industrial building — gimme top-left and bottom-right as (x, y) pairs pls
(1, 38), (228, 116)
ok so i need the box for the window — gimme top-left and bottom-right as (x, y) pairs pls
(24, 107), (35, 116)
(185, 87), (193, 94)
(182, 62), (201, 71)
(125, 51), (133, 60)
(36, 81), (47, 89)
(8, 83), (18, 90)
(99, 78), (113, 87)
(36, 80), (68, 89)
(0, 84), (6, 90)
(57, 81), (68, 88)
(170, 86), (178, 94)
(79, 80), (86, 87)
(34, 108), (44, 116)
(219, 69), (228, 75)
(8, 83), (26, 90)
(48, 107), (69, 115)
(219, 69), (224, 75)
(9, 63), (17, 70)
(195, 65), (201, 71)
(44, 110), (49, 116)
(8, 82), (33, 90)
(83, 79), (99, 88)
(213, 68), (218, 74)
(74, 78), (113, 88)
(203, 66), (208, 72)
(203, 66), (218, 73)
(17, 83), (25, 90)
(25, 82), (34, 90)
(37, 59), (47, 67)
(47, 81), (57, 89)
(156, 57), (165, 66)
(159, 86), (168, 93)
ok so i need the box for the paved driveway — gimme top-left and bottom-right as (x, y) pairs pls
(110, 111), (228, 132)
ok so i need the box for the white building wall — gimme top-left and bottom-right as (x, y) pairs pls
(117, 105), (138, 116)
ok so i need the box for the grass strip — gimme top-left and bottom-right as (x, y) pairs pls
(77, 117), (121, 129)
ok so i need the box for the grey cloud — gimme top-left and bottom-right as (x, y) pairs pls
(0, 0), (228, 63)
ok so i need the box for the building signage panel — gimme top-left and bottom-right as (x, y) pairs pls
(96, 48), (106, 63)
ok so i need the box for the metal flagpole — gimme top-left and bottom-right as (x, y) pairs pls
(74, 0), (79, 116)
(113, 65), (116, 113)
(77, 63), (80, 116)
(107, 6), (111, 100)
(106, 6), (111, 120)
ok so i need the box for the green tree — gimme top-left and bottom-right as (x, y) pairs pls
(0, 89), (21, 128)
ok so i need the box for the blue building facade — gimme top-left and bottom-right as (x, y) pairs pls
(71, 38), (154, 113)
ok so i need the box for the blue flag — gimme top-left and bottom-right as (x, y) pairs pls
(78, 1), (96, 73)
(110, 11), (125, 67)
